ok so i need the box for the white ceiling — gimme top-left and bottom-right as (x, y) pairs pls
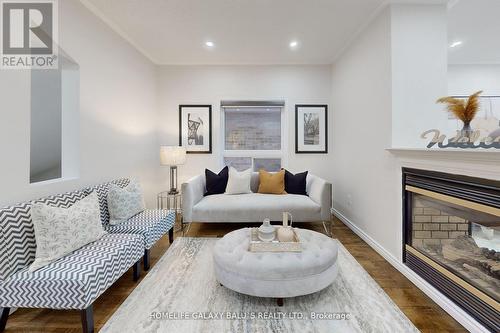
(82, 0), (494, 66)
(448, 0), (500, 64)
(81, 0), (387, 65)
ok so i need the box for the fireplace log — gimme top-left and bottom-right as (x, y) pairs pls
(462, 263), (499, 288)
(441, 236), (500, 279)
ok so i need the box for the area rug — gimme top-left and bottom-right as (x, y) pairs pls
(101, 237), (419, 333)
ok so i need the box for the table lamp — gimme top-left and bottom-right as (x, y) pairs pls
(160, 146), (187, 195)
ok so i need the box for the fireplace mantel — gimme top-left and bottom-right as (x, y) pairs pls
(387, 148), (500, 181)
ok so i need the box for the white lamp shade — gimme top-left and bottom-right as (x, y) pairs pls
(160, 146), (187, 166)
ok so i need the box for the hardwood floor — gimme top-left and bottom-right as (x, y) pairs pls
(4, 217), (468, 332)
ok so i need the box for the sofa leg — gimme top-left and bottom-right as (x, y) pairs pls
(80, 305), (94, 333)
(180, 216), (184, 235)
(181, 217), (192, 236)
(168, 228), (174, 244)
(133, 260), (141, 281)
(0, 307), (10, 332)
(143, 249), (150, 271)
(322, 221), (332, 237)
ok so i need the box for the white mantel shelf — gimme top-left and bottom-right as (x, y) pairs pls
(387, 148), (500, 162)
(386, 148), (500, 180)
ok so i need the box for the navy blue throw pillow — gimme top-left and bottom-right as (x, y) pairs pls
(284, 170), (308, 195)
(205, 166), (229, 196)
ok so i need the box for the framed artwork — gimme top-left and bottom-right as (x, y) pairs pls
(179, 105), (212, 154)
(295, 104), (328, 154)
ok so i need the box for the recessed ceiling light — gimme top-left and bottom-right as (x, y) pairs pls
(289, 40), (299, 49)
(449, 40), (463, 48)
(205, 41), (215, 48)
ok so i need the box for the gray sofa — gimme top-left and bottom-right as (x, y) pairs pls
(182, 172), (332, 229)
(0, 179), (175, 333)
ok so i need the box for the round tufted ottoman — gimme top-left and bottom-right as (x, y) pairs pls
(213, 228), (338, 305)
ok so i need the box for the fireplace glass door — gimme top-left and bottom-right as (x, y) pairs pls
(410, 193), (499, 302)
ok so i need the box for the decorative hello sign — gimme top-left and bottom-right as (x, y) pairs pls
(422, 91), (500, 149)
(421, 129), (500, 149)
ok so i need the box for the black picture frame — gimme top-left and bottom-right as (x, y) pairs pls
(179, 104), (212, 154)
(295, 104), (328, 154)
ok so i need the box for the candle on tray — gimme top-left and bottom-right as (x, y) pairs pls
(278, 212), (294, 242)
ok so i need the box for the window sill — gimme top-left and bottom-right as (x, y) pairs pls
(30, 176), (79, 187)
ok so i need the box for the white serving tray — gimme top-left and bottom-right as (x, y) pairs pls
(249, 228), (302, 252)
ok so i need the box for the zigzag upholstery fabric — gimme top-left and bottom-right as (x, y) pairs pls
(0, 233), (143, 309)
(0, 203), (32, 282)
(105, 210), (175, 249)
(0, 190), (89, 282)
(0, 178), (173, 313)
(87, 179), (130, 225)
(32, 190), (90, 208)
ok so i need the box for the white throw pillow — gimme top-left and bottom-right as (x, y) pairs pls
(107, 181), (146, 225)
(29, 191), (106, 272)
(225, 167), (252, 195)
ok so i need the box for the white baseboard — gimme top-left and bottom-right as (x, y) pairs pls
(332, 208), (488, 333)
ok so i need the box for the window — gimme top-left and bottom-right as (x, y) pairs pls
(254, 158), (282, 172)
(222, 101), (285, 171)
(223, 157), (252, 171)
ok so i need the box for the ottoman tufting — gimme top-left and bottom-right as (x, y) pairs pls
(213, 228), (338, 305)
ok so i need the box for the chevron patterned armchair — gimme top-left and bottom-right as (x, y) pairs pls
(0, 179), (175, 333)
(88, 179), (176, 271)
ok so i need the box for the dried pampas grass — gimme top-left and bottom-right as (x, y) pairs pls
(437, 91), (482, 124)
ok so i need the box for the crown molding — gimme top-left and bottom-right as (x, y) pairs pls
(78, 0), (452, 67)
(331, 0), (450, 65)
(447, 0), (461, 9)
(330, 1), (390, 65)
(78, 0), (159, 64)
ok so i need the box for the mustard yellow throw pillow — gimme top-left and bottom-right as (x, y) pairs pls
(258, 169), (286, 194)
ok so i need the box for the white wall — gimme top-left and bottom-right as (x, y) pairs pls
(331, 7), (403, 257)
(331, 1), (456, 259)
(448, 64), (500, 95)
(331, 1), (457, 268)
(0, 0), (160, 207)
(157, 65), (333, 186)
(391, 4), (449, 148)
(331, 5), (497, 331)
(446, 64), (500, 137)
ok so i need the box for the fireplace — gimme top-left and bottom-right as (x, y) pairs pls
(402, 168), (500, 332)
